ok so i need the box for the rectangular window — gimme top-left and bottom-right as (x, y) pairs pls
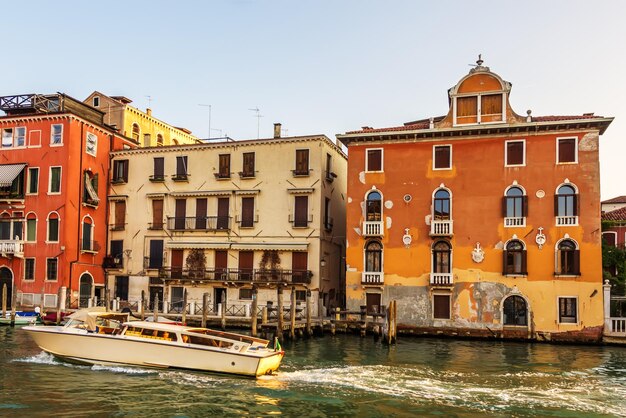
(505, 140), (525, 166)
(93, 96), (100, 107)
(152, 157), (165, 181)
(27, 168), (39, 194)
(366, 293), (381, 314)
(294, 149), (310, 175)
(112, 160), (129, 183)
(195, 198), (207, 230)
(557, 137), (577, 163)
(51, 124), (63, 145)
(143, 133), (151, 147)
(433, 294), (451, 319)
(110, 240), (124, 268)
(24, 258), (35, 280)
(48, 218), (59, 242)
(294, 195), (309, 227)
(241, 197), (255, 228)
(114, 201), (126, 230)
(15, 127), (26, 147)
(239, 288), (253, 300)
(28, 130), (41, 147)
(46, 258), (58, 281)
(324, 197), (332, 230)
(242, 152), (255, 177)
(480, 94), (503, 122)
(366, 149), (383, 172)
(115, 276), (129, 300)
(2, 128), (13, 147)
(149, 240), (164, 269)
(26, 218), (36, 242)
(175, 156), (188, 179)
(558, 297), (577, 324)
(433, 145), (451, 170)
(174, 199), (186, 230)
(456, 96), (478, 124)
(49, 167), (61, 194)
(152, 199), (164, 229)
(296, 290), (307, 302)
(218, 154), (231, 178)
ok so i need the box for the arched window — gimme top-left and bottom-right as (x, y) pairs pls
(131, 124), (140, 141)
(26, 212), (37, 242)
(79, 273), (93, 308)
(47, 212), (60, 242)
(433, 189), (450, 220)
(503, 186), (527, 226)
(503, 295), (527, 326)
(0, 213), (10, 240)
(366, 191), (382, 221)
(432, 241), (451, 274)
(556, 239), (580, 275)
(503, 239), (527, 275)
(82, 216), (94, 252)
(156, 133), (164, 147)
(555, 184), (578, 225)
(364, 241), (382, 273)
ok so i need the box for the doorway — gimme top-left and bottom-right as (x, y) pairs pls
(0, 267), (13, 309)
(214, 287), (227, 313)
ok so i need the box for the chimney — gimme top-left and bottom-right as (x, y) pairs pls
(146, 108), (152, 116)
(273, 123), (282, 138)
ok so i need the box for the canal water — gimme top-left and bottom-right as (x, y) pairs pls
(1, 327), (625, 417)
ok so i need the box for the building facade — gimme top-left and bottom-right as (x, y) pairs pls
(0, 93), (132, 310)
(337, 62), (613, 342)
(106, 129), (346, 317)
(84, 92), (200, 147)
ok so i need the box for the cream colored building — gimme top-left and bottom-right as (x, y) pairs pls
(105, 128), (346, 317)
(84, 92), (200, 146)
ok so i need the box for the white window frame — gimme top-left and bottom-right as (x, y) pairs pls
(2, 128), (13, 148)
(556, 136), (578, 164)
(15, 126), (26, 148)
(503, 183), (527, 227)
(365, 148), (384, 173)
(27, 167), (39, 195)
(48, 166), (62, 195)
(602, 231), (618, 246)
(24, 257), (36, 281)
(86, 132), (97, 156)
(45, 257), (58, 281)
(28, 130), (42, 148)
(50, 124), (63, 146)
(46, 212), (60, 243)
(504, 139), (526, 167)
(25, 213), (37, 243)
(452, 92), (506, 126)
(432, 144), (452, 171)
(554, 237), (580, 277)
(557, 296), (578, 325)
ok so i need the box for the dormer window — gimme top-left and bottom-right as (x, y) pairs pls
(455, 93), (504, 125)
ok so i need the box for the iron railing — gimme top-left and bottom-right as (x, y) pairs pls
(167, 216), (231, 231)
(159, 267), (312, 285)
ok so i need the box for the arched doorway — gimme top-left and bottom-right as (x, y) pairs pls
(503, 295), (528, 326)
(0, 267), (12, 309)
(79, 273), (93, 308)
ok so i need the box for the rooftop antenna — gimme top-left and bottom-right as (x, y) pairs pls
(249, 107), (263, 139)
(146, 95), (152, 109)
(198, 104), (212, 139)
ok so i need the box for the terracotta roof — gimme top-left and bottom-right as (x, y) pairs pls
(602, 207), (626, 221)
(346, 121), (430, 134)
(602, 196), (626, 204)
(531, 115), (604, 122)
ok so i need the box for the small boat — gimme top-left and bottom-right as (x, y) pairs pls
(23, 309), (284, 377)
(0, 311), (39, 326)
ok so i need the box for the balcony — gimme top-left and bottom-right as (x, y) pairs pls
(159, 267), (312, 285)
(362, 272), (384, 285)
(504, 217), (525, 227)
(238, 171), (256, 179)
(111, 177), (127, 185)
(167, 216), (231, 232)
(148, 222), (164, 230)
(81, 240), (101, 254)
(214, 172), (231, 180)
(289, 214), (313, 228)
(556, 216), (578, 226)
(292, 169), (311, 177)
(109, 223), (126, 231)
(102, 255), (123, 269)
(325, 171), (337, 183)
(171, 173), (189, 182)
(0, 240), (24, 258)
(430, 273), (453, 286)
(149, 174), (166, 182)
(362, 221), (384, 237)
(324, 217), (334, 232)
(430, 220), (453, 236)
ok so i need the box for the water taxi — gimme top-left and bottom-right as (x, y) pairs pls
(23, 309), (284, 377)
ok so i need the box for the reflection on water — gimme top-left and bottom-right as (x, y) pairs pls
(1, 327), (625, 417)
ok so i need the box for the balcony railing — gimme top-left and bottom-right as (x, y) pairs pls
(606, 317), (626, 336)
(324, 217), (334, 232)
(167, 216), (231, 231)
(504, 217), (525, 227)
(288, 214), (313, 228)
(362, 220), (384, 237)
(148, 223), (164, 230)
(556, 216), (578, 226)
(362, 272), (384, 285)
(171, 173), (189, 182)
(214, 172), (231, 180)
(0, 240), (24, 257)
(149, 174), (166, 182)
(81, 240), (101, 253)
(109, 223), (126, 231)
(292, 169), (311, 177)
(238, 171), (256, 179)
(102, 255), (123, 269)
(430, 219), (453, 236)
(430, 273), (453, 286)
(159, 267), (312, 285)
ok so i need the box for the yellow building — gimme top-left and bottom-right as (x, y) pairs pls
(84, 92), (200, 146)
(105, 126), (346, 318)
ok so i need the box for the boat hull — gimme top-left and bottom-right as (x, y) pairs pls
(23, 326), (283, 377)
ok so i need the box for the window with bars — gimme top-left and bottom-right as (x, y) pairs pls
(503, 295), (527, 326)
(558, 297), (577, 323)
(46, 258), (58, 281)
(24, 258), (35, 281)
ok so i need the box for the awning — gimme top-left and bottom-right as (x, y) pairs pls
(107, 195), (128, 201)
(230, 242), (309, 251)
(287, 188), (314, 195)
(234, 189), (260, 196)
(146, 193), (167, 199)
(170, 190), (231, 197)
(84, 172), (100, 204)
(0, 164), (26, 187)
(166, 241), (231, 250)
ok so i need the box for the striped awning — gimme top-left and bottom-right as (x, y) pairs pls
(234, 189), (260, 196)
(84, 172), (100, 204)
(169, 190), (231, 197)
(230, 242), (309, 251)
(0, 164), (26, 187)
(287, 188), (314, 195)
(166, 241), (231, 250)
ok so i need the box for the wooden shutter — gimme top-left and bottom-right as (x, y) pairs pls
(238, 251), (254, 281)
(434, 146), (450, 169)
(243, 152), (255, 176)
(573, 250), (580, 275)
(115, 201), (126, 228)
(217, 198), (229, 229)
(521, 250), (528, 275)
(215, 250), (228, 275)
(219, 154), (230, 176)
(433, 295), (451, 319)
(507, 141), (523, 165)
(294, 196), (308, 227)
(573, 194), (579, 216)
(171, 249), (184, 279)
(152, 199), (163, 229)
(522, 195), (528, 217)
(154, 158), (164, 178)
(241, 197), (254, 227)
(558, 139), (576, 163)
(195, 198), (207, 230)
(149, 240), (164, 268)
(502, 196), (508, 217)
(554, 195), (560, 216)
(175, 199), (186, 230)
(296, 149), (309, 173)
(481, 94), (503, 122)
(292, 252), (308, 270)
(367, 149), (382, 171)
(502, 250), (508, 275)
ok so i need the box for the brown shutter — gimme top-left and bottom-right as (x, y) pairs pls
(554, 195), (559, 216)
(502, 250), (508, 275)
(573, 194), (579, 216)
(115, 201), (126, 228)
(217, 198), (229, 229)
(176, 156), (187, 176)
(171, 249), (184, 279)
(294, 196), (308, 227)
(241, 197), (254, 227)
(522, 195), (528, 217)
(502, 196), (508, 217)
(238, 251), (254, 281)
(154, 158), (164, 177)
(243, 152), (255, 176)
(573, 249), (580, 275)
(152, 199), (163, 229)
(296, 149), (309, 173)
(521, 250), (527, 275)
(434, 146), (450, 169)
(175, 199), (186, 229)
(367, 149), (382, 171)
(219, 154), (230, 177)
(195, 198), (207, 230)
(433, 295), (451, 319)
(558, 139), (576, 163)
(292, 252), (308, 270)
(215, 250), (228, 279)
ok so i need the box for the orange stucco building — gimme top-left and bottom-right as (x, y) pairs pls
(337, 61), (613, 342)
(0, 94), (133, 310)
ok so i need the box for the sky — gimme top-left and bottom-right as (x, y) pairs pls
(2, 0), (625, 199)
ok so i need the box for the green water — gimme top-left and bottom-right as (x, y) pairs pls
(1, 326), (625, 417)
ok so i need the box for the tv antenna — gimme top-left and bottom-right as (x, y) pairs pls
(146, 95), (152, 108)
(248, 107), (263, 139)
(198, 104), (212, 139)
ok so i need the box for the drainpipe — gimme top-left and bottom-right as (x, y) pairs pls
(68, 121), (85, 308)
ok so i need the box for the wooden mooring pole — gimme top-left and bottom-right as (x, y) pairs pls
(153, 294), (158, 322)
(360, 305), (367, 337)
(10, 289), (16, 326)
(220, 291), (226, 330)
(276, 286), (284, 341)
(305, 289), (312, 337)
(140, 290), (145, 320)
(181, 288), (187, 325)
(251, 286), (258, 337)
(289, 287), (296, 340)
(201, 292), (208, 328)
(56, 287), (63, 325)
(1, 284), (7, 319)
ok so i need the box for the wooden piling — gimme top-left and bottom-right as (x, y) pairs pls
(56, 287), (63, 325)
(261, 306), (268, 325)
(153, 294), (158, 322)
(105, 290), (110, 312)
(140, 290), (145, 320)
(220, 291), (226, 330)
(182, 288), (187, 325)
(305, 289), (312, 337)
(360, 305), (367, 337)
(335, 306), (341, 321)
(251, 286), (258, 337)
(1, 283), (6, 318)
(201, 292), (208, 328)
(276, 286), (284, 341)
(289, 287), (296, 340)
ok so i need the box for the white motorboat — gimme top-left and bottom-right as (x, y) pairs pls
(23, 309), (284, 377)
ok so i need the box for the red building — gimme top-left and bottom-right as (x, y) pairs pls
(0, 94), (132, 310)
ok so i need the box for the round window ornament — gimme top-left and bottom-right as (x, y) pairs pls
(536, 190), (545, 199)
(402, 228), (412, 247)
(403, 194), (412, 203)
